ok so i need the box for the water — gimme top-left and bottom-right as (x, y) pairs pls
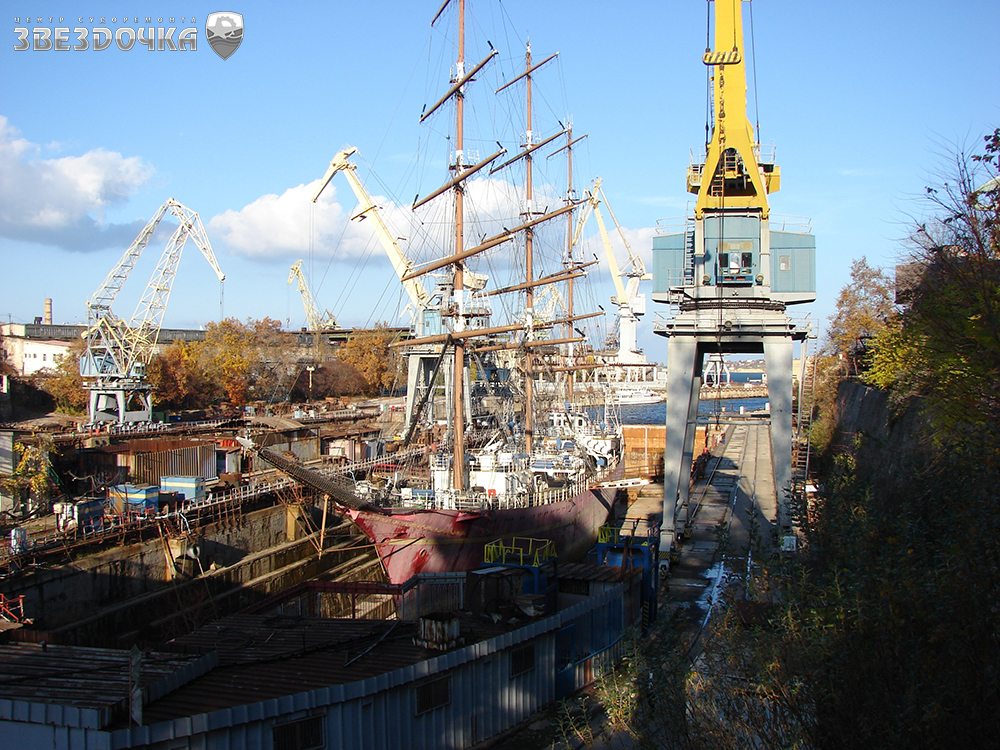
(613, 371), (769, 425)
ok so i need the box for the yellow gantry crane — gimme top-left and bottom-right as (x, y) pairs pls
(652, 0), (816, 557)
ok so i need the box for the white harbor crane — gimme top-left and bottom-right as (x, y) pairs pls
(80, 198), (225, 424)
(287, 260), (338, 331)
(310, 146), (481, 431)
(573, 178), (651, 364)
(311, 147), (430, 314)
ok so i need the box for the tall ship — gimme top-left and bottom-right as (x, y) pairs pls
(249, 0), (625, 585)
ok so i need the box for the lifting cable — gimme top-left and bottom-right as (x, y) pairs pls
(704, 0), (712, 150)
(712, 1), (726, 430)
(748, 0), (761, 142)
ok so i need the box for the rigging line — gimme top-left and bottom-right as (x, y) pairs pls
(364, 273), (399, 330)
(338, 235), (387, 326)
(312, 199), (338, 302)
(495, 0), (522, 66)
(749, 0), (761, 142)
(370, 32), (432, 177)
(326, 209), (356, 315)
(713, 115), (726, 427)
(555, 54), (569, 121)
(363, 242), (408, 329)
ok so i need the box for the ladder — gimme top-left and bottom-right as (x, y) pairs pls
(790, 345), (817, 529)
(684, 216), (697, 286)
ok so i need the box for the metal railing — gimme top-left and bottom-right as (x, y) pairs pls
(483, 537), (556, 567)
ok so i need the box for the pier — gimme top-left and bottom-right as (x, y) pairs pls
(621, 420), (777, 653)
(699, 383), (768, 400)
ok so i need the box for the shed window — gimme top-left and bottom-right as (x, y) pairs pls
(416, 675), (451, 714)
(511, 643), (535, 677)
(273, 716), (324, 750)
(779, 255), (791, 271)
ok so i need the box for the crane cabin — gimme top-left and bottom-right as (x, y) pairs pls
(651, 214), (816, 305)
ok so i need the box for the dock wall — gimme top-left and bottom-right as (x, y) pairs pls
(1, 504), (292, 633)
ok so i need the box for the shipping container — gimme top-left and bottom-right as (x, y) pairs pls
(159, 476), (206, 502)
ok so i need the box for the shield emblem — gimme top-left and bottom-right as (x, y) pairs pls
(206, 12), (243, 60)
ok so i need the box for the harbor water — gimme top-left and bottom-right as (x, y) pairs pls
(617, 372), (768, 425)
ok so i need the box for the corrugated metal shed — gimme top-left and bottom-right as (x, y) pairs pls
(132, 444), (216, 485)
(89, 439), (218, 485)
(0, 572), (638, 749)
(0, 643), (215, 730)
(143, 614), (508, 723)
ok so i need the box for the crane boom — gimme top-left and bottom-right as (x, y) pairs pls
(128, 201), (225, 367)
(688, 0), (779, 218)
(572, 179), (649, 306)
(571, 179), (650, 362)
(288, 260), (338, 330)
(86, 200), (173, 319)
(312, 147), (428, 310)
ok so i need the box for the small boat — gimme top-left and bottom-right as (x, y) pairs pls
(611, 386), (663, 405)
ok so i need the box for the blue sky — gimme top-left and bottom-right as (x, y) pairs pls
(2, 1), (997, 361)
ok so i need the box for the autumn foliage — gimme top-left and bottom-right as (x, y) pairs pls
(336, 323), (402, 396)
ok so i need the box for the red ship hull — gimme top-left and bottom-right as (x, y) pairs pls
(348, 469), (622, 585)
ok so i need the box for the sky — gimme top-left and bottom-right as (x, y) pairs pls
(2, 1), (997, 363)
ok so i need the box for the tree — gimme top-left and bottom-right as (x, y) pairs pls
(147, 339), (213, 410)
(289, 361), (366, 402)
(0, 331), (16, 378)
(198, 317), (296, 407)
(825, 257), (895, 376)
(39, 337), (88, 415)
(0, 434), (59, 514)
(337, 323), (402, 396)
(867, 128), (1000, 431)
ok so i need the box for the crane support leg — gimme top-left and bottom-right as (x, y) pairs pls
(660, 337), (699, 566)
(679, 366), (703, 534)
(764, 337), (794, 538)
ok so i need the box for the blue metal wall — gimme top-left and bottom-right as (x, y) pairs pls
(769, 230), (816, 299)
(652, 231), (687, 295)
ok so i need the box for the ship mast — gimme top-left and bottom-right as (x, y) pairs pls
(564, 124), (576, 401)
(523, 40), (536, 453)
(549, 124), (588, 402)
(451, 0), (467, 489)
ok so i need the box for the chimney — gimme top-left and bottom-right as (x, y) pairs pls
(44, 298), (52, 325)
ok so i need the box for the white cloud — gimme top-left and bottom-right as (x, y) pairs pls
(207, 173), (541, 267)
(208, 179), (398, 261)
(207, 170), (650, 296)
(0, 116), (152, 250)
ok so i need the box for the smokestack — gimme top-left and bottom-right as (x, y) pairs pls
(44, 298), (52, 325)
